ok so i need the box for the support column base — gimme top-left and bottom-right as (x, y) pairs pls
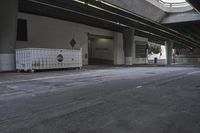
(125, 57), (133, 65)
(0, 54), (15, 71)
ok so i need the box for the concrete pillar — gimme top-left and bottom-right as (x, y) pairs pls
(0, 0), (18, 71)
(165, 40), (173, 65)
(123, 28), (135, 65)
(114, 33), (124, 65)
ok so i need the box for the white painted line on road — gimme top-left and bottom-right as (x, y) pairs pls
(187, 71), (200, 75)
(0, 72), (94, 85)
(0, 91), (25, 97)
(136, 85), (143, 89)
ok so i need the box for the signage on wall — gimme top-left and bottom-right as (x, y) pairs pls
(57, 54), (64, 62)
(70, 38), (76, 48)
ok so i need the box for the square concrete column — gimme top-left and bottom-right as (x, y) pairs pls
(0, 0), (18, 71)
(123, 28), (135, 65)
(165, 40), (173, 65)
(113, 33), (124, 65)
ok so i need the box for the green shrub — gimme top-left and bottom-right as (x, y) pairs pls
(148, 44), (161, 54)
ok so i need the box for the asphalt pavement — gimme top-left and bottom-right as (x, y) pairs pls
(0, 66), (200, 133)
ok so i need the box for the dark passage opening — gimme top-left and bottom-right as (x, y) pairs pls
(88, 35), (114, 65)
(17, 19), (28, 41)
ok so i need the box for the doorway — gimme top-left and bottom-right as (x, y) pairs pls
(88, 34), (114, 65)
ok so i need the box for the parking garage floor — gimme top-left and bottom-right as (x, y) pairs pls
(0, 66), (200, 133)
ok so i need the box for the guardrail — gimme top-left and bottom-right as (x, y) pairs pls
(157, 0), (189, 7)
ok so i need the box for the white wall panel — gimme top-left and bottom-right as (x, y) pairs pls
(16, 48), (82, 71)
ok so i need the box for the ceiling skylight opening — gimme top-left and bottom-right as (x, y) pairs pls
(162, 0), (186, 3)
(158, 0), (190, 8)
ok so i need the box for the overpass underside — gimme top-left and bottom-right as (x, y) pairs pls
(0, 0), (200, 70)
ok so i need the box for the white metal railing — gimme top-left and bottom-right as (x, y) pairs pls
(157, 0), (189, 8)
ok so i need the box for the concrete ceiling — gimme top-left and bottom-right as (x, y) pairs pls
(18, 0), (200, 48)
(186, 0), (200, 13)
(162, 10), (200, 24)
(165, 20), (200, 42)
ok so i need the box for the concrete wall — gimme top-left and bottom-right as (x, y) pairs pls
(16, 13), (149, 66)
(175, 56), (200, 65)
(16, 13), (117, 65)
(175, 48), (200, 64)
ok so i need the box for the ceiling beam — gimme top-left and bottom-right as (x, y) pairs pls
(19, 0), (200, 48)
